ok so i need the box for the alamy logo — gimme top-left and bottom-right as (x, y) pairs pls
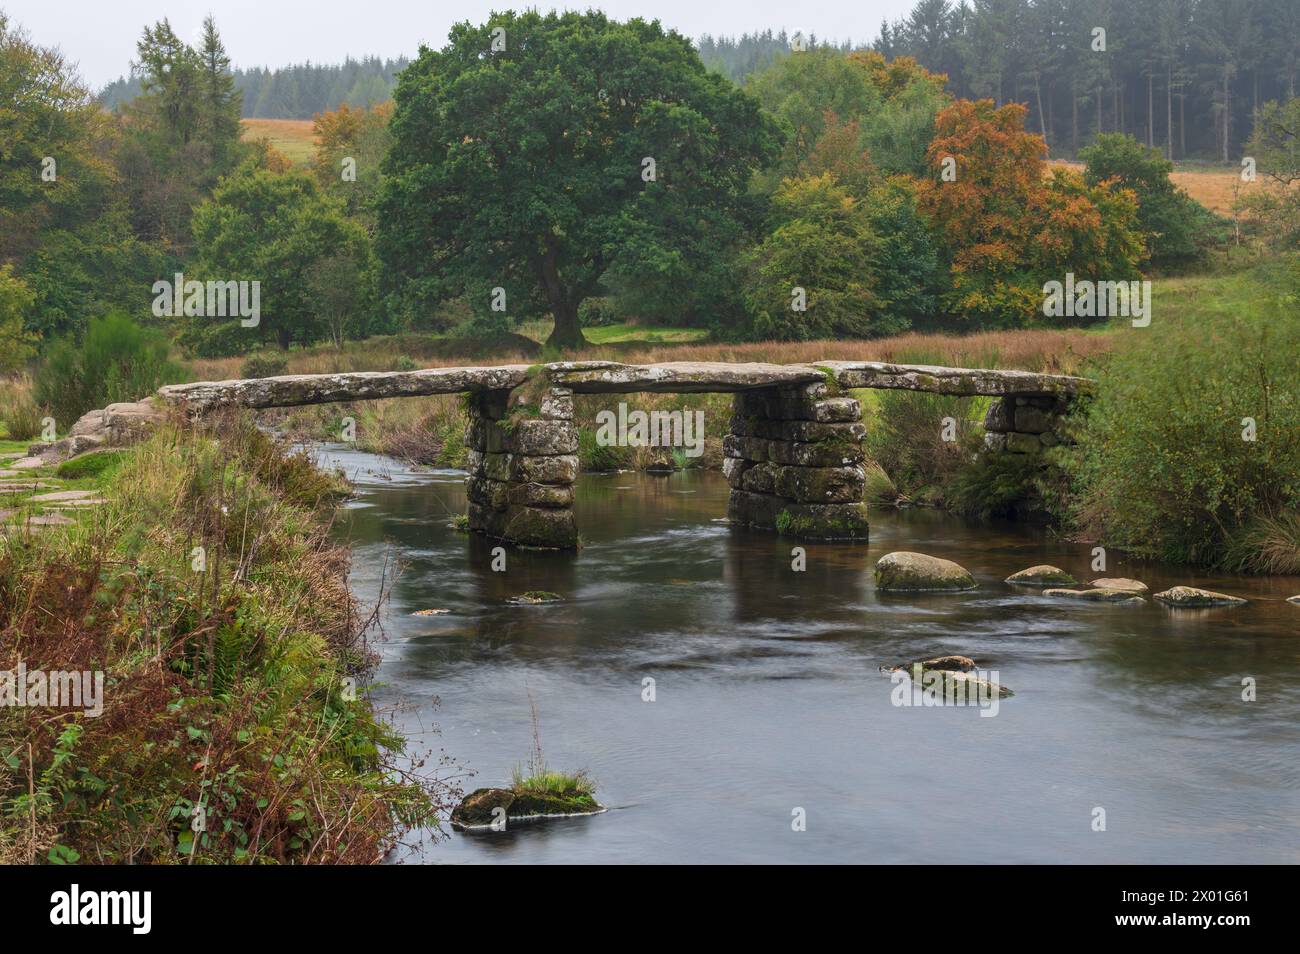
(889, 665), (1003, 718)
(50, 884), (151, 934)
(1042, 272), (1151, 327)
(594, 402), (705, 458)
(1, 663), (103, 717)
(151, 272), (260, 327)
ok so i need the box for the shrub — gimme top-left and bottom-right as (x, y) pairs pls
(1080, 133), (1227, 268)
(744, 174), (894, 340)
(577, 297), (619, 328)
(34, 312), (187, 427)
(240, 351), (289, 379)
(1066, 279), (1300, 567)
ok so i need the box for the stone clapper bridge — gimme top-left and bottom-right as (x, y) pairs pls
(155, 360), (1091, 549)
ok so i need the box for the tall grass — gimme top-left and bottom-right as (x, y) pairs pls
(0, 375), (42, 441)
(0, 415), (453, 863)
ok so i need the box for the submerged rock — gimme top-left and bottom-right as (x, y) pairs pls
(508, 590), (562, 604)
(1154, 586), (1247, 608)
(882, 656), (1013, 698)
(1089, 577), (1148, 593)
(450, 786), (604, 830)
(874, 551), (976, 592)
(1005, 564), (1077, 586)
(1043, 587), (1145, 604)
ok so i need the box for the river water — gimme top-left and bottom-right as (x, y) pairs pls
(317, 445), (1300, 865)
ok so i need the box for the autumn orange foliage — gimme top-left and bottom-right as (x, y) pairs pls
(916, 100), (1141, 327)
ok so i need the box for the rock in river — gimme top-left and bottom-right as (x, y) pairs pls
(882, 655), (1013, 698)
(874, 552), (976, 592)
(1005, 564), (1077, 586)
(1043, 587), (1145, 604)
(1089, 577), (1148, 593)
(1153, 586), (1247, 608)
(450, 787), (605, 830)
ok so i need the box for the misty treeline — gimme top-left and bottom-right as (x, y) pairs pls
(93, 1), (1297, 161)
(100, 55), (411, 119)
(700, 0), (1300, 160)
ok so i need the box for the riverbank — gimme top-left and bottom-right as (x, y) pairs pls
(0, 415), (452, 863)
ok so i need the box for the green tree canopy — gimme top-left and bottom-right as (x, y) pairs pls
(188, 162), (371, 353)
(377, 10), (780, 348)
(1080, 132), (1222, 266)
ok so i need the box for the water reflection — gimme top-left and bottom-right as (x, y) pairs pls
(317, 445), (1300, 864)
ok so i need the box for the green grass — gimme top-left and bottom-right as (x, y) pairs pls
(510, 767), (595, 798)
(514, 319), (710, 346)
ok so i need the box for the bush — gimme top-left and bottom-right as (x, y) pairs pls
(1080, 133), (1227, 268)
(744, 174), (893, 340)
(577, 297), (619, 328)
(241, 352), (289, 379)
(34, 312), (187, 427)
(1066, 274), (1300, 567)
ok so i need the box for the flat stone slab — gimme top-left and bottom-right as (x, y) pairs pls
(5, 513), (75, 527)
(1090, 577), (1148, 592)
(30, 490), (102, 503)
(817, 361), (1091, 397)
(158, 365), (533, 410)
(8, 456), (48, 470)
(154, 360), (1096, 409)
(545, 361), (826, 394)
(0, 481), (56, 493)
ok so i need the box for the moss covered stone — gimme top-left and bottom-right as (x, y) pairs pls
(1153, 586), (1247, 608)
(1005, 564), (1077, 586)
(874, 551), (976, 592)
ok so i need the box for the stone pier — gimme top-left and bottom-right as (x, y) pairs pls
(724, 382), (870, 539)
(980, 394), (1071, 454)
(464, 386), (580, 548)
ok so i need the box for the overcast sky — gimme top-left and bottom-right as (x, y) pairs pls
(5, 0), (918, 89)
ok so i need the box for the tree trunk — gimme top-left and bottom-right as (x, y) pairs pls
(538, 241), (590, 351)
(1072, 94), (1079, 153)
(277, 326), (290, 350)
(1166, 68), (1173, 160)
(546, 299), (587, 350)
(1148, 72), (1154, 147)
(1179, 93), (1185, 157)
(1034, 74), (1047, 145)
(1222, 68), (1231, 163)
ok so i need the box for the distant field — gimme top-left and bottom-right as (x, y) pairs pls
(1049, 158), (1257, 214)
(240, 118), (317, 164)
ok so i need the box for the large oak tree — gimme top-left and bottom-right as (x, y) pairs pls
(377, 11), (779, 348)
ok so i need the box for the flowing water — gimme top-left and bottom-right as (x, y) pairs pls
(317, 445), (1300, 865)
